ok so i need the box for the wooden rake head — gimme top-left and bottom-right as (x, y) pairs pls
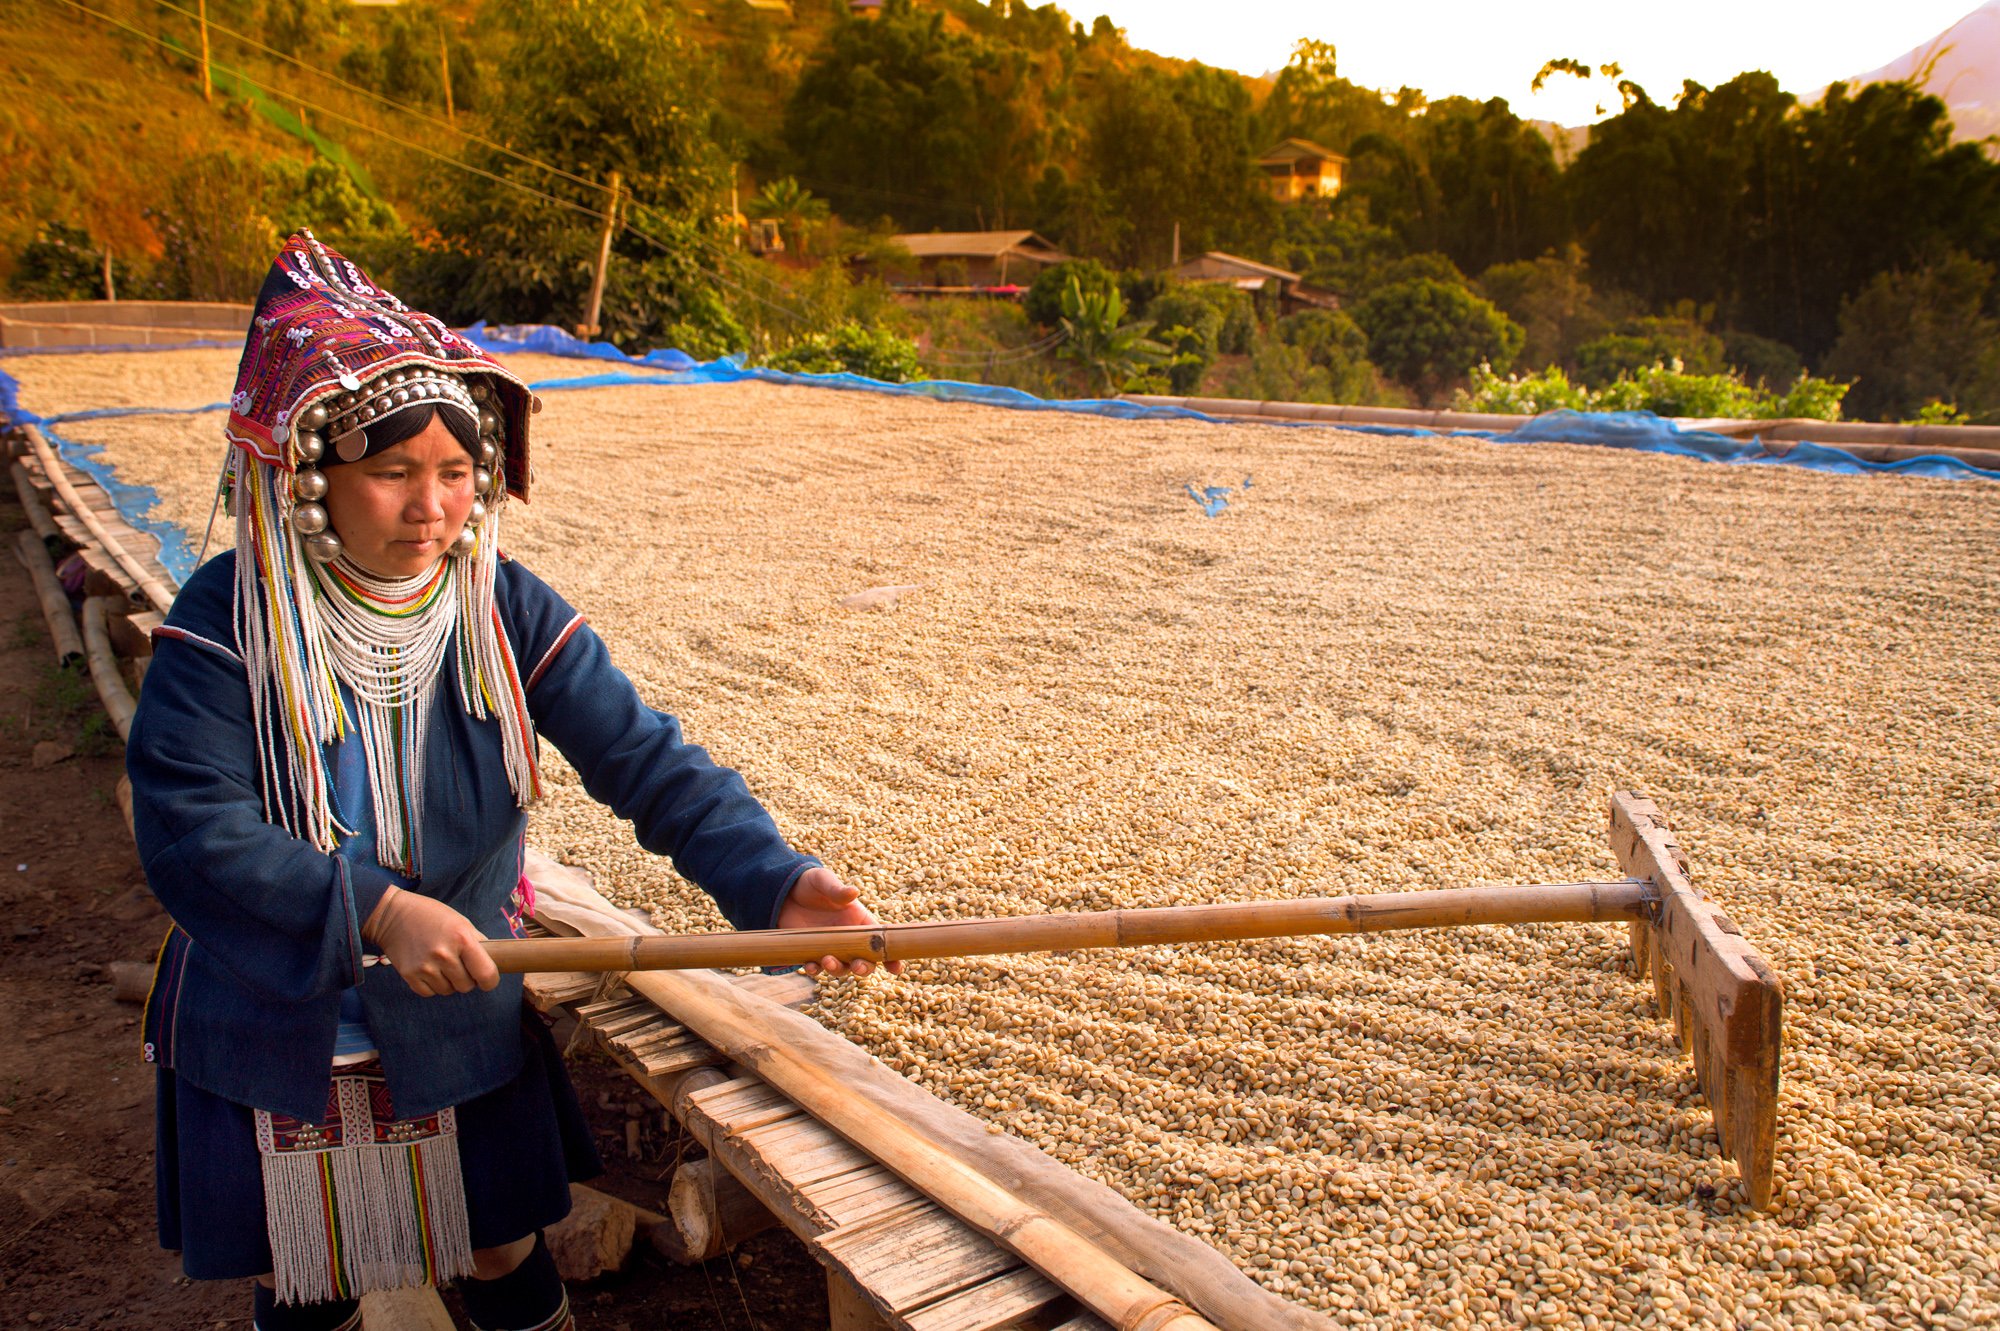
(1610, 792), (1783, 1209)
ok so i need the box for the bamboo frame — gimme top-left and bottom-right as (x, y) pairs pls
(81, 596), (137, 742)
(13, 529), (84, 666)
(12, 461), (61, 543)
(486, 881), (1651, 974)
(24, 428), (178, 611)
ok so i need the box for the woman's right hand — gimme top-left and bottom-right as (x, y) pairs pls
(361, 887), (499, 996)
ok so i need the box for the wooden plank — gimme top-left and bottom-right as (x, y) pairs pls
(1610, 792), (1782, 1209)
(734, 968), (819, 1008)
(902, 1267), (1073, 1331)
(830, 1269), (895, 1331)
(815, 1201), (1021, 1314)
(800, 1164), (925, 1219)
(357, 1288), (455, 1331)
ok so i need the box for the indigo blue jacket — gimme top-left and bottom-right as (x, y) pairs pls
(132, 551), (816, 1121)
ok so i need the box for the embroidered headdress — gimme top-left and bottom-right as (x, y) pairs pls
(226, 231), (543, 871)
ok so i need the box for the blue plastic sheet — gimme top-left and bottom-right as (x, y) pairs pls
(1490, 409), (2000, 480)
(0, 361), (214, 584)
(0, 325), (1990, 587)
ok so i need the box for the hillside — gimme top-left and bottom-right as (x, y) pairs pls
(1843, 0), (2000, 140)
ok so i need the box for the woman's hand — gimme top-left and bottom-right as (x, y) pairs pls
(362, 887), (499, 997)
(777, 867), (903, 979)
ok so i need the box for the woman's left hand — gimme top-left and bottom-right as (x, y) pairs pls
(777, 867), (903, 978)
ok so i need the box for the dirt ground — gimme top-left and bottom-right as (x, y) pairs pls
(0, 490), (826, 1329)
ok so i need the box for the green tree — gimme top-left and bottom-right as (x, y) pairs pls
(783, 0), (1043, 232)
(1354, 277), (1523, 403)
(1476, 246), (1615, 372)
(1413, 96), (1565, 274)
(401, 0), (742, 354)
(747, 177), (832, 256)
(1087, 63), (1271, 267)
(1056, 273), (1165, 394)
(1822, 252), (2000, 423)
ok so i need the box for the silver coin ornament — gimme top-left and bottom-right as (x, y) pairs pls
(450, 526), (480, 558)
(470, 381), (492, 403)
(304, 531), (343, 563)
(478, 440), (497, 466)
(293, 469), (328, 502)
(473, 467), (493, 495)
(292, 501), (329, 536)
(296, 430), (324, 463)
(467, 499), (487, 526)
(477, 406), (500, 435)
(302, 404), (328, 430)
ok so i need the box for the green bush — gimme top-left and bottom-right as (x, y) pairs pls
(1454, 363), (1592, 414)
(6, 222), (121, 301)
(1456, 359), (1847, 421)
(766, 322), (925, 382)
(1573, 316), (1726, 387)
(1355, 278), (1523, 403)
(1721, 329), (1805, 389)
(1025, 259), (1117, 327)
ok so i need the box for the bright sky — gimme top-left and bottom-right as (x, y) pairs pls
(1081, 1), (1987, 126)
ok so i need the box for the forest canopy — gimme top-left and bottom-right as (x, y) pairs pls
(12, 0), (2000, 421)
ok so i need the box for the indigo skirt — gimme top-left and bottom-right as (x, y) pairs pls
(155, 1005), (603, 1281)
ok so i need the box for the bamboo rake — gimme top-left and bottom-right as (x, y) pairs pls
(483, 880), (1654, 975)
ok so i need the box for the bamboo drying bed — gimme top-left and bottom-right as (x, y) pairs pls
(3, 417), (1316, 1331)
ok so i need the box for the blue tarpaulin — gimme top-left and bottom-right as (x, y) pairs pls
(0, 324), (1990, 587)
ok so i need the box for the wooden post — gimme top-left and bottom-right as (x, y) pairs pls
(828, 1269), (893, 1331)
(1171, 221), (1180, 268)
(198, 0), (212, 103)
(82, 597), (137, 743)
(101, 246), (115, 303)
(582, 170), (621, 340)
(652, 1157), (779, 1264)
(437, 24), (454, 125)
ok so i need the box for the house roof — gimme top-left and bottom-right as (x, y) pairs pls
(1255, 138), (1347, 167)
(893, 231), (1067, 260)
(1173, 251), (1302, 283)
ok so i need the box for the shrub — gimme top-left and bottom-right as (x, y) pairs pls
(1573, 316), (1726, 387)
(766, 322), (925, 382)
(1454, 363), (1591, 415)
(1025, 259), (1117, 327)
(7, 222), (121, 301)
(1355, 278), (1523, 403)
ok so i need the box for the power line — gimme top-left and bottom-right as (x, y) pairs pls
(56, 0), (1066, 365)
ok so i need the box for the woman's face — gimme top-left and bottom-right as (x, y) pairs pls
(320, 417), (476, 579)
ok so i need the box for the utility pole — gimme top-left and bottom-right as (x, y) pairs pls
(438, 24), (455, 125)
(198, 0), (212, 103)
(582, 171), (622, 340)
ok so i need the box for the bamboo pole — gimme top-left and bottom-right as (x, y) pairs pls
(437, 23), (454, 126)
(197, 0), (212, 103)
(486, 880), (1652, 975)
(534, 874), (1323, 1330)
(12, 461), (61, 543)
(13, 530), (84, 666)
(82, 596), (137, 743)
(23, 428), (178, 611)
(582, 171), (621, 339)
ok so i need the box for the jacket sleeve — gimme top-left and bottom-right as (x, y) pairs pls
(501, 560), (816, 932)
(128, 572), (398, 1004)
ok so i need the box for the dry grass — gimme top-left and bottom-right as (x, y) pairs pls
(17, 351), (1999, 1329)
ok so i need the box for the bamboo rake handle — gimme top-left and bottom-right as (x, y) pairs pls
(485, 880), (1653, 974)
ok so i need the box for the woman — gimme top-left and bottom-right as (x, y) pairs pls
(130, 232), (890, 1331)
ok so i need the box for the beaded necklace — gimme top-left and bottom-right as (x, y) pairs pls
(308, 556), (460, 872)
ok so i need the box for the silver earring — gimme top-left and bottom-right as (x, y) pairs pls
(304, 531), (343, 563)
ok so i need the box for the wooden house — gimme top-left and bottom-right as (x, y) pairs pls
(1170, 252), (1336, 313)
(882, 230), (1071, 289)
(1256, 138), (1346, 202)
